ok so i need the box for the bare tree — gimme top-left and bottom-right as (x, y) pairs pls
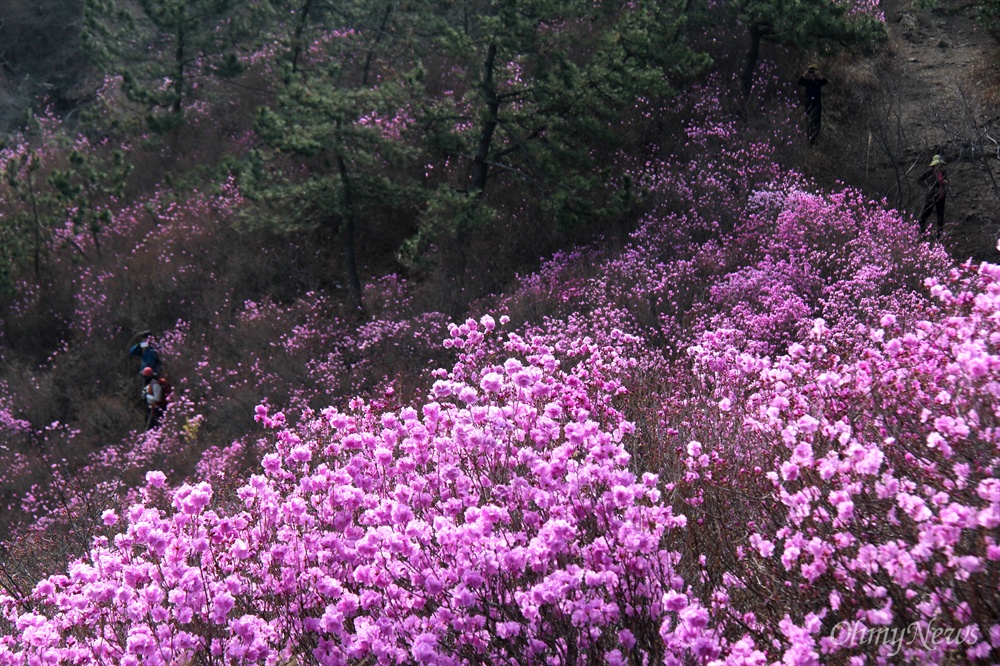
(860, 76), (921, 211)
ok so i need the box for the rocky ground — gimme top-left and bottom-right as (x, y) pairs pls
(809, 0), (1000, 260)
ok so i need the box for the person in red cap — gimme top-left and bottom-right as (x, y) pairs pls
(142, 366), (164, 429)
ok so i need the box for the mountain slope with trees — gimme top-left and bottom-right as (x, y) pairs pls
(0, 0), (998, 662)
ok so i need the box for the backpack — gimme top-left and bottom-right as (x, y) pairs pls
(158, 377), (173, 405)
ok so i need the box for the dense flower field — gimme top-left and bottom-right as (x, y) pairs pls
(1, 33), (998, 666)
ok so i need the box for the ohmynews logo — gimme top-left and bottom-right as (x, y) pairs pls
(830, 619), (980, 657)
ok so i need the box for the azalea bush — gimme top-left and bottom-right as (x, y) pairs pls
(663, 262), (1000, 662)
(3, 257), (1000, 663)
(0, 136), (997, 663)
(0, 315), (689, 665)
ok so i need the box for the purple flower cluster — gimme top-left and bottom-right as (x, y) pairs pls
(1, 317), (698, 664)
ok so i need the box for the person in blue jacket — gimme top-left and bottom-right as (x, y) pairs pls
(129, 332), (162, 377)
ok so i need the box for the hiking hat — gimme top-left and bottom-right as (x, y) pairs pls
(142, 367), (155, 377)
(930, 155), (944, 166)
(808, 63), (819, 70)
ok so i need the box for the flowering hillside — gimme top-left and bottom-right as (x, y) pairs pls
(1, 0), (998, 661)
(1, 62), (998, 662)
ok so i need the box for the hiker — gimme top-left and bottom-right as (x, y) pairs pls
(798, 64), (828, 145)
(129, 332), (162, 377)
(918, 154), (950, 239)
(141, 367), (164, 429)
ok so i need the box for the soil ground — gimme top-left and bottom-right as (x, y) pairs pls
(803, 0), (1000, 261)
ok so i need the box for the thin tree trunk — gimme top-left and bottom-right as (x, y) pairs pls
(33, 212), (41, 276)
(741, 24), (762, 100)
(29, 178), (42, 276)
(91, 224), (103, 259)
(290, 0), (314, 74)
(337, 153), (364, 311)
(361, 2), (394, 87)
(174, 25), (185, 115)
(471, 43), (499, 195)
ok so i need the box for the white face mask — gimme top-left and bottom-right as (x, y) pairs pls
(140, 341), (149, 349)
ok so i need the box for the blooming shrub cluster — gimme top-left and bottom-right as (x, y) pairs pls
(0, 316), (695, 665)
(4, 253), (1000, 663)
(659, 261), (1000, 662)
(0, 140), (450, 562)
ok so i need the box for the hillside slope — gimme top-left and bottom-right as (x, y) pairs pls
(4, 90), (998, 662)
(0, 2), (999, 663)
(815, 0), (1000, 259)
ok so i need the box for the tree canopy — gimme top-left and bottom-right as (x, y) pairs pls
(83, 0), (260, 131)
(243, 0), (707, 307)
(732, 0), (887, 96)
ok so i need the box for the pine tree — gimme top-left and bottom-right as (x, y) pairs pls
(83, 0), (259, 132)
(982, 0), (1000, 42)
(244, 0), (422, 311)
(405, 0), (705, 265)
(0, 118), (131, 289)
(733, 0), (887, 97)
(244, 0), (705, 305)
